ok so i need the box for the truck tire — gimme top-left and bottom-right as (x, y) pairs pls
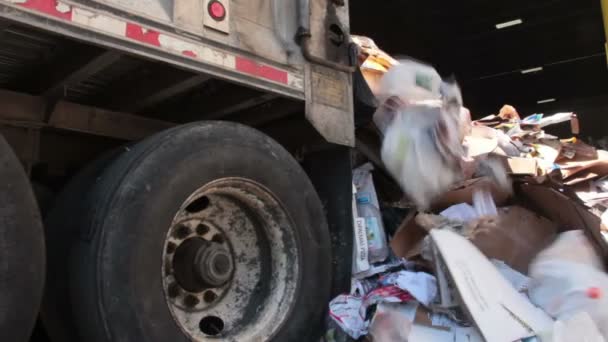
(42, 150), (122, 342)
(61, 122), (331, 341)
(0, 135), (45, 341)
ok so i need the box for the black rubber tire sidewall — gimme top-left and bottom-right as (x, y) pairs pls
(42, 148), (124, 342)
(71, 122), (332, 342)
(0, 135), (45, 342)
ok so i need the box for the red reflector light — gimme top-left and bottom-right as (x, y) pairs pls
(208, 1), (226, 21)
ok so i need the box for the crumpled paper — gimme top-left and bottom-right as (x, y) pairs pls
(328, 286), (414, 339)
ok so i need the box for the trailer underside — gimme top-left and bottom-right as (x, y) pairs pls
(0, 19), (308, 184)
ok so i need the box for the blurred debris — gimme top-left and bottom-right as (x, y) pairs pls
(332, 36), (608, 341)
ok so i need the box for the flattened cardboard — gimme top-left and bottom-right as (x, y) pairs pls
(432, 177), (510, 211)
(558, 150), (608, 179)
(518, 183), (608, 268)
(564, 170), (599, 186)
(390, 212), (427, 259)
(467, 206), (558, 273)
(430, 229), (554, 342)
(506, 157), (538, 176)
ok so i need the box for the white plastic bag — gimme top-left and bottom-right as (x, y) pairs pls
(528, 231), (608, 339)
(381, 101), (464, 209)
(376, 59), (442, 104)
(378, 60), (467, 209)
(548, 311), (605, 342)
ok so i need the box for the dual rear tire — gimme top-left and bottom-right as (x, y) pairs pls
(41, 122), (332, 341)
(0, 136), (45, 341)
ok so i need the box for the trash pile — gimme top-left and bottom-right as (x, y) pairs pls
(324, 37), (608, 342)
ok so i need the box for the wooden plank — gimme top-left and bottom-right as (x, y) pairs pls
(0, 90), (176, 140)
(48, 101), (174, 141)
(0, 89), (45, 123)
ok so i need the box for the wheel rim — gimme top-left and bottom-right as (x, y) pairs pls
(162, 177), (300, 340)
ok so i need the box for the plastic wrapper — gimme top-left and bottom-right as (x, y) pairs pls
(474, 157), (511, 194)
(356, 196), (389, 263)
(539, 112), (574, 128)
(361, 285), (414, 316)
(440, 203), (478, 222)
(472, 188), (498, 217)
(439, 189), (498, 222)
(378, 270), (438, 306)
(351, 186), (370, 277)
(528, 231), (608, 339)
(328, 286), (414, 339)
(353, 163), (389, 264)
(328, 295), (367, 339)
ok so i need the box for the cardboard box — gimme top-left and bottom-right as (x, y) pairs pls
(390, 212), (427, 259)
(506, 157), (538, 175)
(518, 183), (608, 268)
(467, 206), (558, 273)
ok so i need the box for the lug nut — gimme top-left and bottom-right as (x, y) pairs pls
(166, 241), (177, 254)
(164, 260), (173, 275)
(168, 283), (181, 298)
(203, 290), (218, 303)
(173, 225), (191, 239)
(184, 295), (200, 307)
(211, 234), (224, 244)
(196, 223), (210, 235)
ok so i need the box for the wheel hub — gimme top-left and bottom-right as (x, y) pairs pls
(194, 243), (233, 288)
(161, 178), (300, 341)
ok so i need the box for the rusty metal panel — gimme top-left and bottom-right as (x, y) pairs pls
(305, 64), (354, 146)
(304, 0), (354, 147)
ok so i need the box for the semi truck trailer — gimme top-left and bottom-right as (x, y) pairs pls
(0, 0), (358, 341)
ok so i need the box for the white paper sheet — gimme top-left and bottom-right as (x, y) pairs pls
(430, 229), (554, 342)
